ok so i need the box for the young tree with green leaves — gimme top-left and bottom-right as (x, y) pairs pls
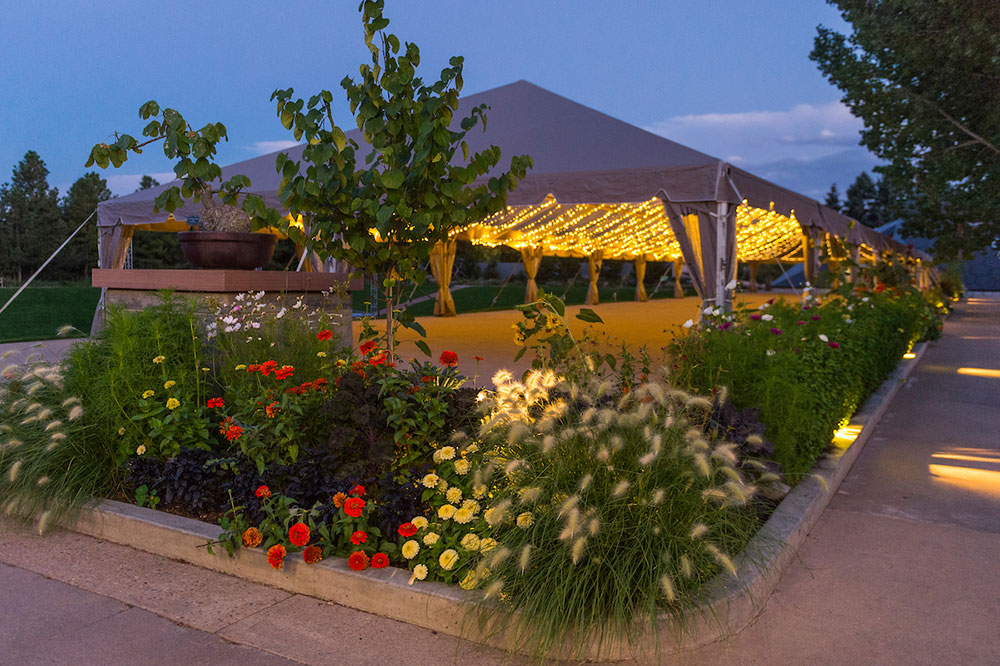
(811, 0), (1000, 258)
(265, 0), (531, 356)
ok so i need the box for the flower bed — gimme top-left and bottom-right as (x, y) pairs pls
(0, 272), (946, 661)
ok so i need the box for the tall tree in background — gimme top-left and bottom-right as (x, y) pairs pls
(824, 183), (841, 212)
(844, 172), (879, 227)
(0, 151), (61, 282)
(56, 172), (111, 278)
(812, 0), (1000, 258)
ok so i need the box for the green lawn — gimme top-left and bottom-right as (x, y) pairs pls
(0, 286), (101, 343)
(401, 282), (697, 317)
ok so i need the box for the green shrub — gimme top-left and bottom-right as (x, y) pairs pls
(669, 284), (940, 479)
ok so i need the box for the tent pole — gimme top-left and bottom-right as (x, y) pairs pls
(716, 201), (728, 310)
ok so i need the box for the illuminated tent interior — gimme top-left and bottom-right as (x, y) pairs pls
(96, 80), (932, 314)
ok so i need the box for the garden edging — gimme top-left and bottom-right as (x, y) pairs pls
(70, 342), (928, 661)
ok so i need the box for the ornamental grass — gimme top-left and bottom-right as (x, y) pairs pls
(469, 369), (763, 659)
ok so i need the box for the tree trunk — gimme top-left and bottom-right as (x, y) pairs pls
(384, 282), (395, 361)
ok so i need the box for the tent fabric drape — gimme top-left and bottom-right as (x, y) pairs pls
(429, 239), (457, 316)
(585, 250), (604, 305)
(634, 256), (648, 302)
(521, 246), (544, 303)
(98, 224), (134, 269)
(672, 258), (684, 298)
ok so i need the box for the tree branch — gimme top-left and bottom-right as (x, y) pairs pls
(896, 86), (1000, 156)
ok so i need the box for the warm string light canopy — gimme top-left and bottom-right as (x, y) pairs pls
(453, 196), (811, 264)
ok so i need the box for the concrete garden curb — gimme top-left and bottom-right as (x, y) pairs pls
(71, 342), (928, 661)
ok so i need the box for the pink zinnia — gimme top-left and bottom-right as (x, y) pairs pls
(829, 342), (841, 349)
(770, 328), (782, 335)
(750, 313), (762, 320)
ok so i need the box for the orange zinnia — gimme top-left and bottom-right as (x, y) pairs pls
(241, 527), (263, 548)
(267, 544), (286, 569)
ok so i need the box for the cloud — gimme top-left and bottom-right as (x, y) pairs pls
(106, 172), (176, 197)
(247, 140), (301, 155)
(644, 101), (865, 165)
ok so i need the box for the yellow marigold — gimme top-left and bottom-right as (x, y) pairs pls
(516, 512), (534, 529)
(165, 398), (180, 410)
(421, 473), (439, 488)
(438, 549), (459, 571)
(453, 508), (474, 524)
(459, 570), (478, 590)
(460, 533), (481, 551)
(438, 504), (457, 520)
(480, 538), (498, 552)
(472, 483), (488, 498)
(446, 487), (463, 504)
(411, 516), (429, 530)
(454, 459), (470, 475)
(141, 390), (155, 399)
(401, 539), (420, 560)
(411, 564), (428, 582)
(152, 355), (165, 364)
(163, 380), (176, 390)
(422, 532), (440, 546)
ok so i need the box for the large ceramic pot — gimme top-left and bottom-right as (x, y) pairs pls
(177, 231), (277, 270)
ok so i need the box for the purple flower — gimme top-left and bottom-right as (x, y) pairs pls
(771, 328), (783, 335)
(750, 313), (762, 321)
(811, 315), (821, 321)
(766, 298), (775, 305)
(829, 342), (841, 349)
(796, 320), (806, 326)
(720, 321), (733, 330)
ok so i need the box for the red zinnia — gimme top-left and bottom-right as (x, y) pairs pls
(371, 552), (389, 569)
(207, 397), (224, 409)
(368, 352), (388, 366)
(439, 350), (459, 367)
(274, 365), (295, 380)
(473, 355), (484, 362)
(302, 545), (323, 565)
(288, 522), (311, 546)
(348, 550), (370, 571)
(265, 401), (280, 418)
(225, 424), (243, 442)
(259, 360), (278, 376)
(397, 522), (417, 537)
(343, 497), (365, 518)
(317, 329), (333, 341)
(420, 375), (433, 384)
(359, 340), (377, 356)
(312, 377), (329, 389)
(349, 484), (365, 496)
(246, 364), (262, 373)
(350, 530), (368, 545)
(255, 485), (272, 499)
(267, 544), (286, 569)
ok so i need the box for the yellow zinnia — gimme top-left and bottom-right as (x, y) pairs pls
(438, 549), (459, 571)
(459, 570), (478, 590)
(163, 380), (176, 390)
(453, 508), (474, 524)
(166, 398), (180, 410)
(460, 533), (481, 551)
(421, 473), (439, 488)
(454, 459), (470, 475)
(480, 538), (498, 552)
(446, 487), (463, 504)
(411, 564), (428, 581)
(411, 516), (429, 530)
(422, 532), (440, 546)
(516, 512), (534, 529)
(401, 539), (420, 559)
(152, 355), (165, 364)
(437, 504), (457, 520)
(141, 390), (155, 399)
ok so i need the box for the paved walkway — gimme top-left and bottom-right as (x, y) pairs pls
(1, 296), (998, 665)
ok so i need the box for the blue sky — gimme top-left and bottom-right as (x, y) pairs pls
(0, 1), (875, 200)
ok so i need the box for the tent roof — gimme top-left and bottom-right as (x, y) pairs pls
(96, 79), (901, 257)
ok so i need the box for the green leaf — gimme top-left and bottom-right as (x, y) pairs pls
(513, 346), (527, 362)
(414, 340), (432, 357)
(576, 308), (604, 324)
(381, 169), (404, 189)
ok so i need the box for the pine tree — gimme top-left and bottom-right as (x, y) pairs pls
(0, 151), (62, 283)
(56, 172), (112, 278)
(824, 183), (841, 211)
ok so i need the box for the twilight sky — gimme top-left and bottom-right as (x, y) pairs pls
(0, 1), (876, 200)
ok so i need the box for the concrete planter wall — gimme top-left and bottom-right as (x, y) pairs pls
(72, 343), (928, 661)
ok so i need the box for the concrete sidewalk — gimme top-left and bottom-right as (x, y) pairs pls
(2, 296), (999, 665)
